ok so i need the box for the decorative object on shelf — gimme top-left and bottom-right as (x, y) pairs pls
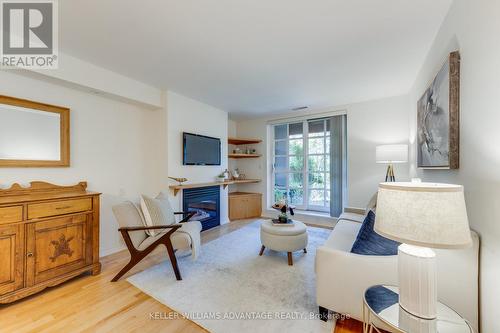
(417, 51), (460, 169)
(233, 148), (243, 154)
(375, 144), (408, 182)
(168, 177), (188, 185)
(216, 172), (226, 182)
(375, 182), (471, 319)
(231, 168), (246, 180)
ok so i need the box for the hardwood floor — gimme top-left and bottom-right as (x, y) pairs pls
(0, 218), (361, 333)
(334, 318), (364, 333)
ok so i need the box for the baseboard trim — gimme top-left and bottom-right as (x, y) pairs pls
(100, 245), (126, 257)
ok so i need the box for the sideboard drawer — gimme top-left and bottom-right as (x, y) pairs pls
(0, 206), (23, 224)
(28, 198), (92, 219)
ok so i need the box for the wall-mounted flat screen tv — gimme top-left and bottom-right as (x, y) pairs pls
(183, 132), (221, 166)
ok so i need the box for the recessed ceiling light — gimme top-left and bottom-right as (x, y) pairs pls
(292, 106), (308, 111)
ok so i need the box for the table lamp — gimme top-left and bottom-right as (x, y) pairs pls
(374, 182), (472, 319)
(375, 144), (408, 182)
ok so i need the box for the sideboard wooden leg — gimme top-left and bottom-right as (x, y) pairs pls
(91, 262), (101, 276)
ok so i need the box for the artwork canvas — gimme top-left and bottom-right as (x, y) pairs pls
(417, 51), (460, 169)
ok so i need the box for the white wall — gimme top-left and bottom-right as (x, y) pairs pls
(0, 70), (168, 256)
(31, 52), (163, 109)
(408, 1), (500, 331)
(347, 95), (410, 207)
(166, 91), (229, 224)
(233, 95), (410, 225)
(228, 119), (237, 137)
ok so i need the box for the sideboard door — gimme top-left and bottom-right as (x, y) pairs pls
(26, 214), (92, 286)
(0, 224), (24, 296)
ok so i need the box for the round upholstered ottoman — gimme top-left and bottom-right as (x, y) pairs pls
(259, 220), (308, 265)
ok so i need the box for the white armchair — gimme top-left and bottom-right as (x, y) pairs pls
(111, 201), (201, 282)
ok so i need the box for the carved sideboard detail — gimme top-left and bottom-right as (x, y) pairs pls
(50, 235), (75, 262)
(0, 181), (101, 303)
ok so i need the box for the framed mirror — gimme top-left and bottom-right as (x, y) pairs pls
(0, 95), (70, 167)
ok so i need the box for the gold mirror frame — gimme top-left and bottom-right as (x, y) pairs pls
(0, 95), (70, 167)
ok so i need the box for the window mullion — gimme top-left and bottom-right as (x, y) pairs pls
(304, 120), (309, 210)
(286, 125), (290, 195)
(324, 131), (327, 207)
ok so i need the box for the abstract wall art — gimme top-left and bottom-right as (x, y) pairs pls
(417, 51), (460, 169)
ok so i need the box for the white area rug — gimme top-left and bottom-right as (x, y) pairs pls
(128, 221), (334, 333)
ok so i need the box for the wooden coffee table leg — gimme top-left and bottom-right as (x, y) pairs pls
(287, 252), (293, 266)
(259, 245), (265, 256)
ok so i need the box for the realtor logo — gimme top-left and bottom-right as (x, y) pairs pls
(1, 0), (58, 68)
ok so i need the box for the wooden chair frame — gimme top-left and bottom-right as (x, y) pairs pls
(111, 211), (196, 282)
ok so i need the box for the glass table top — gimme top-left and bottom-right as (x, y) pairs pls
(364, 285), (472, 333)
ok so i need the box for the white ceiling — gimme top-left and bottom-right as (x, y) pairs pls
(60, 0), (451, 118)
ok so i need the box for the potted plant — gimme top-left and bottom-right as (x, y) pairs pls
(216, 171), (226, 182)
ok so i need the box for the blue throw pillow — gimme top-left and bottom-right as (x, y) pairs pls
(350, 210), (400, 255)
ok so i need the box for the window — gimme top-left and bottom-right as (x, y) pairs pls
(307, 119), (330, 211)
(273, 122), (304, 207)
(272, 118), (336, 212)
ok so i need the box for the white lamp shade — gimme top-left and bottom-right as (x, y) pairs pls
(374, 182), (472, 249)
(375, 144), (408, 163)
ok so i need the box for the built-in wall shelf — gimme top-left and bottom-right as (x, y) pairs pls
(231, 179), (261, 185)
(228, 137), (262, 145)
(170, 179), (261, 196)
(228, 153), (262, 159)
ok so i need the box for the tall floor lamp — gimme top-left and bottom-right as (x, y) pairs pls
(375, 144), (408, 182)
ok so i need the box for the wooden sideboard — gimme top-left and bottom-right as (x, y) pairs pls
(0, 181), (101, 303)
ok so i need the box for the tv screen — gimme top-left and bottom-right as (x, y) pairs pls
(183, 132), (221, 166)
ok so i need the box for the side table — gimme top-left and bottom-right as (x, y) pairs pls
(362, 285), (472, 333)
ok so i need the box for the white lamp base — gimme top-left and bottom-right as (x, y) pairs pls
(399, 307), (437, 333)
(398, 244), (437, 319)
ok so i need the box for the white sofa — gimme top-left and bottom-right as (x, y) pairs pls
(315, 208), (480, 332)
